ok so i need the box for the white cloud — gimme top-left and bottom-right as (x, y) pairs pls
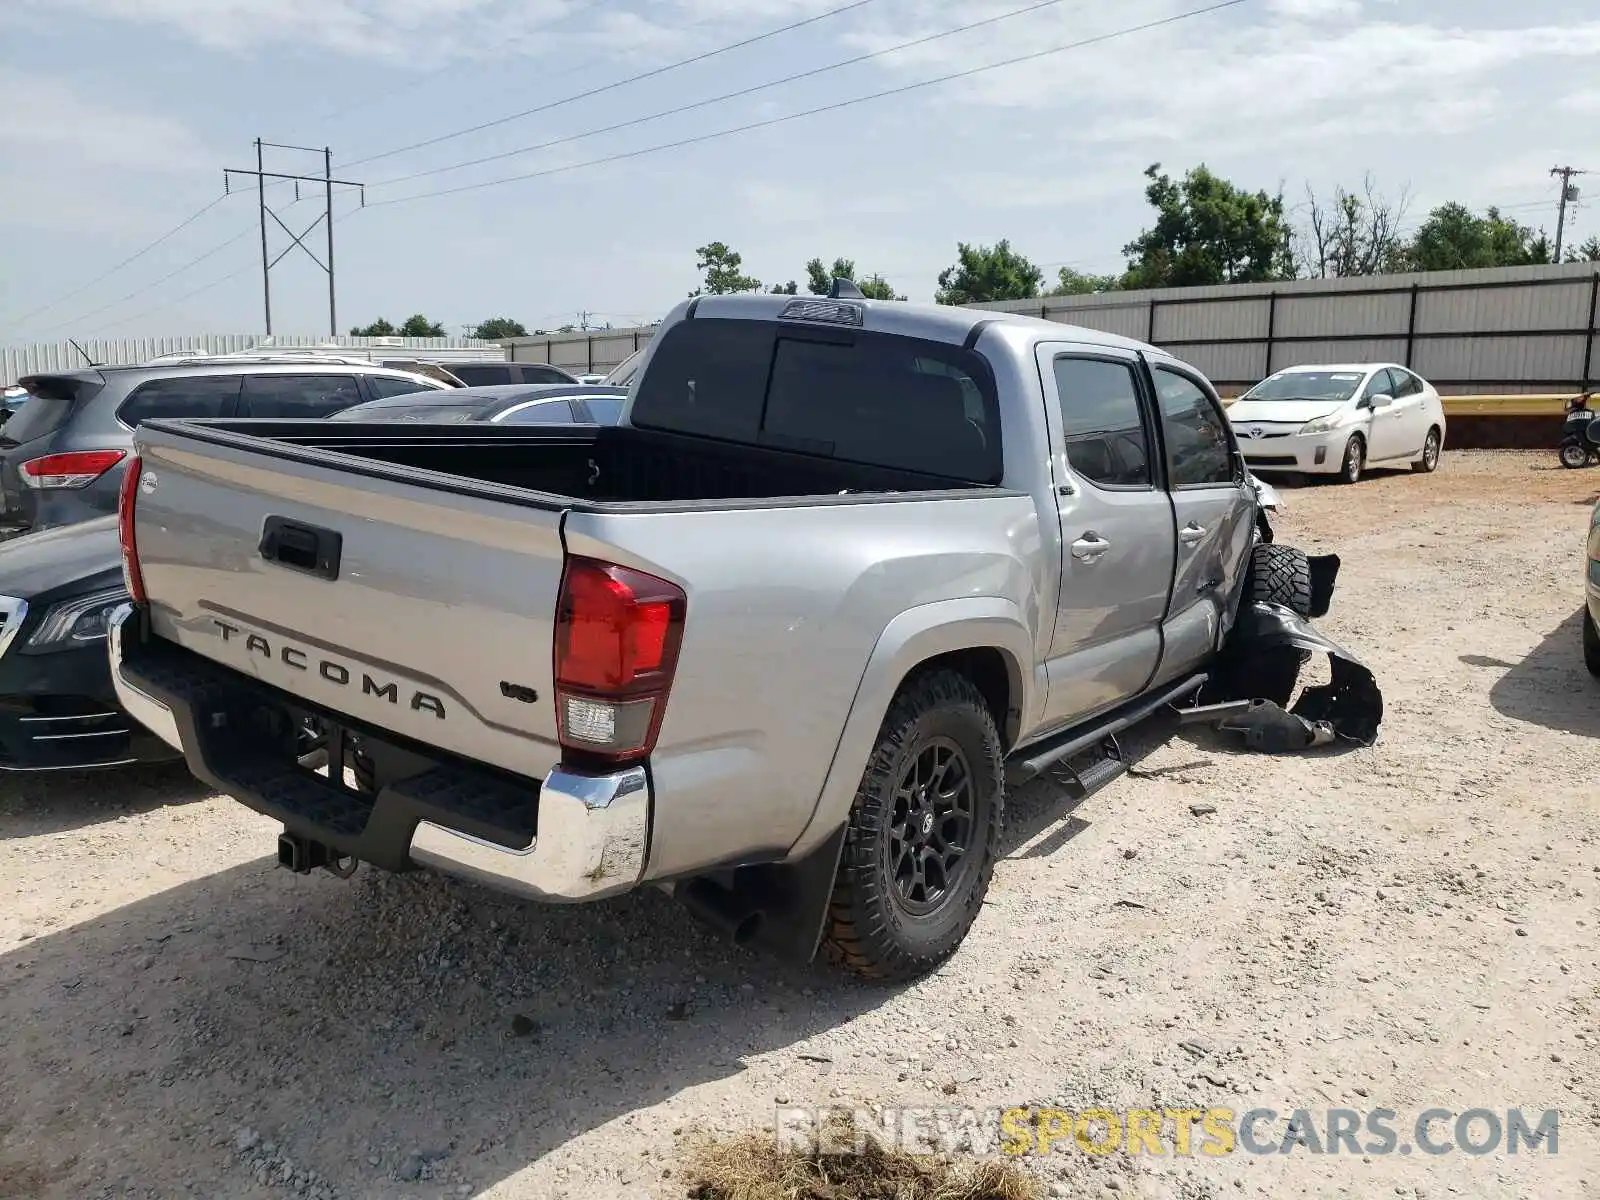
(0, 75), (209, 171)
(10, 0), (579, 58)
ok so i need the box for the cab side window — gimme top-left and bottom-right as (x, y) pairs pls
(1153, 367), (1235, 488)
(1051, 356), (1152, 489)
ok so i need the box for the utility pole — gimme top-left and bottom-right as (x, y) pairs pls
(225, 140), (364, 336)
(1551, 166), (1588, 262)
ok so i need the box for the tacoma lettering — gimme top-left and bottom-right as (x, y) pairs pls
(210, 618), (445, 719)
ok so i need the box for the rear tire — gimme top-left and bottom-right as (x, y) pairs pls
(1338, 435), (1365, 485)
(821, 670), (1003, 983)
(1585, 609), (1600, 679)
(1413, 427), (1441, 473)
(1246, 544), (1313, 618)
(1560, 440), (1591, 470)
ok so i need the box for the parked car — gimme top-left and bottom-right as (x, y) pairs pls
(446, 361), (581, 387)
(604, 349), (644, 387)
(0, 358), (448, 532)
(328, 383), (627, 425)
(110, 289), (1304, 982)
(1585, 495), (1600, 678)
(0, 517), (179, 771)
(1225, 363), (1446, 484)
(1, 385), (28, 424)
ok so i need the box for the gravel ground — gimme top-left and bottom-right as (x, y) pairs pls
(1, 450), (1597, 1200)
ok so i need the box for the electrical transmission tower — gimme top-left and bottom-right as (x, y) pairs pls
(1551, 166), (1588, 262)
(225, 140), (365, 336)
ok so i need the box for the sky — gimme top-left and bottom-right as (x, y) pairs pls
(2, 0), (1598, 343)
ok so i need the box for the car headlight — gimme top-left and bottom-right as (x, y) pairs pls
(1300, 415), (1342, 435)
(25, 586), (130, 650)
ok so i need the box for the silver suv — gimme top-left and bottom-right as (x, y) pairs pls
(0, 357), (448, 532)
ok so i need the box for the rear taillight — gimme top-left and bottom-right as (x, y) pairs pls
(117, 456), (146, 604)
(554, 557), (686, 764)
(19, 449), (127, 489)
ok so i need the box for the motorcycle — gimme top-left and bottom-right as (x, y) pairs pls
(1559, 392), (1600, 469)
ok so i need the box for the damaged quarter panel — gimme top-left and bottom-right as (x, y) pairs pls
(561, 490), (1048, 881)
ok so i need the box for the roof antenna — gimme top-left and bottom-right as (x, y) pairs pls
(67, 337), (101, 367)
(828, 277), (865, 300)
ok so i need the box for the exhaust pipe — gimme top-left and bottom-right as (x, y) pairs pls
(678, 877), (766, 947)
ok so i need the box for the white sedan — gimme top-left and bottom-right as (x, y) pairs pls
(1226, 363), (1447, 484)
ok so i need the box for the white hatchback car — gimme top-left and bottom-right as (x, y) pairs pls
(1227, 363), (1447, 484)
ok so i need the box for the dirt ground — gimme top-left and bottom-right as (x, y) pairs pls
(1, 451), (1597, 1200)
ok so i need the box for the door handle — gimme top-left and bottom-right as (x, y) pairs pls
(1179, 522), (1207, 546)
(1071, 533), (1111, 562)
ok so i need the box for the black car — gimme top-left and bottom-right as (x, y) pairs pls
(326, 383), (627, 425)
(0, 517), (181, 771)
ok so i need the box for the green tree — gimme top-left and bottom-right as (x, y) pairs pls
(396, 314), (446, 337)
(349, 317), (397, 336)
(1564, 235), (1600, 263)
(769, 280), (799, 295)
(471, 317), (528, 340)
(934, 240), (1043, 305)
(805, 257), (904, 300)
(806, 257), (856, 295)
(689, 242), (761, 295)
(1046, 266), (1121, 296)
(1398, 203), (1551, 272)
(856, 274), (905, 301)
(1122, 163), (1294, 288)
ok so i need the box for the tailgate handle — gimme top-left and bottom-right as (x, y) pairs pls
(260, 516), (341, 581)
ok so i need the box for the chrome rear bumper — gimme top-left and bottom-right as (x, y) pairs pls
(108, 603), (649, 902)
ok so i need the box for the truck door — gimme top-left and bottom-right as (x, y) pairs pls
(1146, 361), (1257, 686)
(1036, 347), (1175, 729)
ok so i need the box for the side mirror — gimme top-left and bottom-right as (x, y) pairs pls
(1367, 393), (1393, 409)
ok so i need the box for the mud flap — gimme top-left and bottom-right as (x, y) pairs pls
(1199, 600), (1383, 749)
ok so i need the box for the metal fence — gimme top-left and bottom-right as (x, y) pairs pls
(973, 261), (1600, 396)
(502, 327), (659, 375)
(1, 334), (504, 386)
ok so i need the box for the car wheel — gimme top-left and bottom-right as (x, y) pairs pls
(1413, 427), (1441, 473)
(1339, 435), (1365, 485)
(1560, 440), (1592, 470)
(1246, 544), (1313, 618)
(1585, 609), (1600, 679)
(821, 670), (1003, 983)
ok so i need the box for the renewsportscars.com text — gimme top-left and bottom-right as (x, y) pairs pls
(775, 1105), (1560, 1158)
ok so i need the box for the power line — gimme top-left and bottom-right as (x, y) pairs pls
(2, 194), (235, 328)
(372, 0), (1090, 188)
(94, 261), (261, 335)
(48, 189), (351, 334)
(370, 0), (1250, 210)
(343, 0), (885, 170)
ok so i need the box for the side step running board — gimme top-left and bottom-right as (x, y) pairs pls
(1004, 673), (1207, 787)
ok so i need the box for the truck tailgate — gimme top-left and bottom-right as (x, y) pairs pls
(131, 425), (568, 780)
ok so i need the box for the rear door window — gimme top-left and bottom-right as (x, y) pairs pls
(630, 318), (1002, 482)
(451, 364), (515, 387)
(581, 395), (624, 425)
(519, 365), (576, 384)
(118, 375), (242, 426)
(1152, 367), (1236, 488)
(493, 399), (578, 424)
(1051, 357), (1153, 489)
(238, 374), (363, 418)
(365, 375), (438, 400)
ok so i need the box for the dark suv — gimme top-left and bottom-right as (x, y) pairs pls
(0, 358), (447, 532)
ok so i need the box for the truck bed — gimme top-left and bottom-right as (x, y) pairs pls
(149, 418), (996, 508)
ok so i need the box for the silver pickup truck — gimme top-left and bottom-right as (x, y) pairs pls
(108, 289), (1298, 982)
